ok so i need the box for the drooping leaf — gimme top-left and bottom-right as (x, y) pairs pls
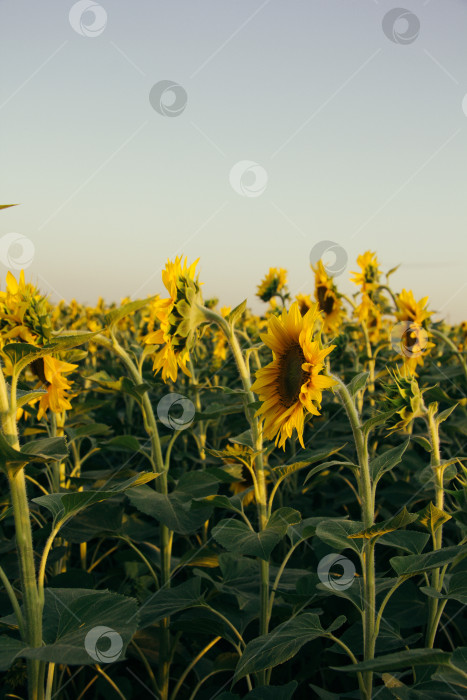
(390, 545), (467, 576)
(233, 613), (345, 681)
(105, 296), (156, 328)
(348, 509), (418, 541)
(370, 441), (410, 482)
(138, 578), (204, 628)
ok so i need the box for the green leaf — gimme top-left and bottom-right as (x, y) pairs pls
(229, 429), (254, 448)
(33, 472), (158, 526)
(0, 636), (24, 671)
(226, 299), (247, 327)
(333, 648), (450, 673)
(0, 204), (19, 210)
(361, 408), (399, 437)
(233, 613), (345, 681)
(390, 545), (467, 576)
(127, 477), (215, 535)
(315, 519), (364, 554)
(417, 502), (452, 535)
(3, 333), (99, 376)
(212, 508), (301, 561)
(0, 434), (69, 473)
(21, 588), (138, 665)
(421, 572), (467, 604)
(138, 579), (203, 628)
(436, 404), (458, 425)
(370, 440), (409, 482)
(348, 508), (418, 541)
(378, 530), (430, 555)
(347, 372), (369, 397)
(105, 296), (156, 328)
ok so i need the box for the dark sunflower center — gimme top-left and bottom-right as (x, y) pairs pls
(317, 285), (335, 315)
(278, 344), (307, 407)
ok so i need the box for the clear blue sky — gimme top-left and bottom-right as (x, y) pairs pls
(1, 0), (467, 322)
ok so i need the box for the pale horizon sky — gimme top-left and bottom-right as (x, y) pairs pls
(1, 0), (467, 322)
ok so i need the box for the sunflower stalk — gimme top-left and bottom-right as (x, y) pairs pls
(331, 374), (375, 700)
(425, 404), (446, 648)
(200, 305), (269, 684)
(0, 363), (45, 700)
(95, 332), (172, 700)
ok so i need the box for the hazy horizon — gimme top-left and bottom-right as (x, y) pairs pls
(1, 0), (467, 323)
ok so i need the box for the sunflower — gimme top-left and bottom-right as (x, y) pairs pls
(295, 293), (314, 316)
(350, 251), (381, 294)
(394, 290), (434, 375)
(0, 270), (52, 347)
(312, 261), (345, 334)
(395, 289), (432, 325)
(143, 257), (203, 382)
(257, 268), (288, 303)
(355, 293), (382, 343)
(33, 356), (78, 420)
(251, 302), (336, 449)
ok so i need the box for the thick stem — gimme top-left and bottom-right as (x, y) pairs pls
(0, 365), (44, 700)
(332, 375), (375, 700)
(425, 409), (444, 648)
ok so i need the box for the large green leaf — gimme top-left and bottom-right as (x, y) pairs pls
(33, 472), (158, 526)
(22, 588), (138, 665)
(315, 519), (364, 554)
(348, 508), (418, 542)
(390, 545), (467, 576)
(0, 636), (24, 671)
(3, 333), (99, 376)
(105, 296), (156, 328)
(127, 472), (218, 535)
(233, 613), (346, 681)
(138, 578), (204, 628)
(370, 441), (409, 482)
(333, 648), (450, 673)
(421, 572), (467, 604)
(212, 508), (301, 561)
(0, 434), (68, 472)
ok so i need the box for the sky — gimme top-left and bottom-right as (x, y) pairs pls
(1, 0), (467, 322)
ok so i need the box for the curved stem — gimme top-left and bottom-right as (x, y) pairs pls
(170, 636), (221, 700)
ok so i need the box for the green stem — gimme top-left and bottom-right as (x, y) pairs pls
(0, 364), (44, 700)
(425, 408), (444, 648)
(332, 375), (375, 700)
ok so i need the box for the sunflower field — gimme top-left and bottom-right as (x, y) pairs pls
(1, 220), (467, 699)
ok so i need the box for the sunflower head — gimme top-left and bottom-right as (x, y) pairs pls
(251, 301), (336, 449)
(144, 257), (205, 382)
(312, 261), (344, 334)
(382, 368), (426, 432)
(295, 293), (314, 316)
(257, 268), (288, 303)
(350, 251), (381, 294)
(0, 270), (53, 347)
(395, 289), (432, 326)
